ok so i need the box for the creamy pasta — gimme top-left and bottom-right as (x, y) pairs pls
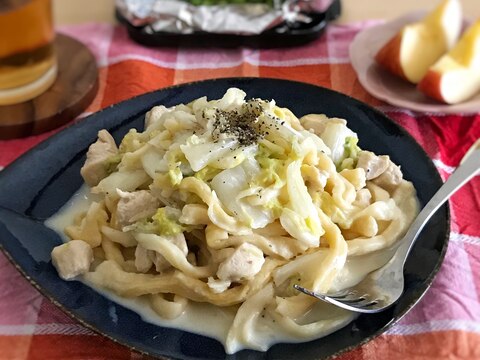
(48, 88), (418, 353)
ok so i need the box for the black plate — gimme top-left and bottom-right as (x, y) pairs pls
(0, 78), (449, 360)
(116, 0), (341, 48)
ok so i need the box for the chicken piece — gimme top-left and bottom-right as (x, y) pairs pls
(356, 151), (390, 180)
(373, 162), (403, 190)
(81, 130), (119, 187)
(299, 114), (347, 135)
(217, 243), (265, 282)
(145, 105), (169, 130)
(150, 233), (189, 273)
(134, 245), (153, 273)
(116, 189), (159, 228)
(51, 240), (93, 280)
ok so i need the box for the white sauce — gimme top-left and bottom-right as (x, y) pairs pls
(46, 185), (236, 344)
(45, 185), (409, 353)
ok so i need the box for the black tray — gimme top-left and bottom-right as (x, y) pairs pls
(116, 0), (341, 48)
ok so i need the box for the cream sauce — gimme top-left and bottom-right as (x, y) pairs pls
(46, 185), (236, 344)
(45, 184), (414, 353)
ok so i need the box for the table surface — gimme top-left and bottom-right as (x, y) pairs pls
(2, 2), (480, 360)
(53, 0), (480, 25)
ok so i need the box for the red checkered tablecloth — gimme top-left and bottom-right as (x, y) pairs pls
(1, 21), (479, 359)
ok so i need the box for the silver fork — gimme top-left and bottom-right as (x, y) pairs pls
(294, 140), (480, 313)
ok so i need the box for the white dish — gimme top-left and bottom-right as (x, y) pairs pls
(349, 12), (480, 114)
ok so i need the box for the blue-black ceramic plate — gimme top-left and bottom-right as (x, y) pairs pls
(0, 78), (449, 360)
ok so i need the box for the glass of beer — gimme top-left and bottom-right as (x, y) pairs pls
(0, 0), (57, 105)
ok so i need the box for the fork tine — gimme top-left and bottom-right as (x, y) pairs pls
(294, 286), (360, 301)
(294, 285), (384, 313)
(327, 296), (378, 308)
(293, 284), (326, 299)
(361, 300), (379, 307)
(294, 286), (353, 300)
(328, 290), (359, 300)
(335, 296), (366, 304)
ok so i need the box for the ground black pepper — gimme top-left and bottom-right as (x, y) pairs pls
(211, 101), (269, 146)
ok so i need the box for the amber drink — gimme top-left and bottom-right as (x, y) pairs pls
(0, 0), (57, 105)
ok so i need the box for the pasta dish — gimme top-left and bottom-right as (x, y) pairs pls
(48, 88), (418, 353)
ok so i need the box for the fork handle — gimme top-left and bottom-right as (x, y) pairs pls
(399, 140), (480, 264)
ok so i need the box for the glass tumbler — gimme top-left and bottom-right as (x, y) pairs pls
(0, 0), (57, 105)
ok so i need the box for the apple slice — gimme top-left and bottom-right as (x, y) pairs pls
(418, 20), (480, 104)
(375, 0), (462, 84)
